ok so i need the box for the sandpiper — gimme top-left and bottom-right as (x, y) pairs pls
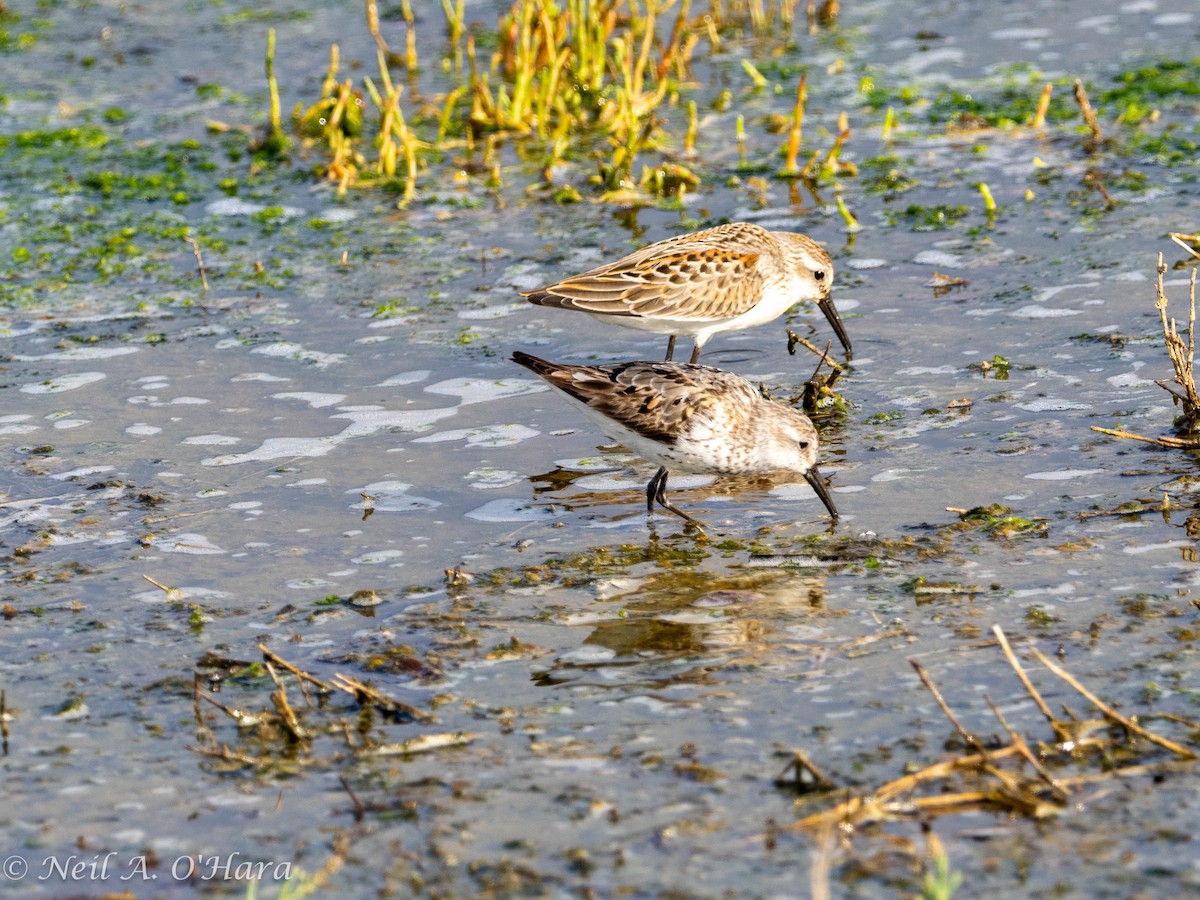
(512, 350), (838, 526)
(521, 222), (849, 363)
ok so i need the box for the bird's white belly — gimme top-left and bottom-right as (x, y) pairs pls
(588, 311), (706, 337)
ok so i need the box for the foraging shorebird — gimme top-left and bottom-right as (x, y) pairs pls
(512, 350), (838, 526)
(522, 222), (849, 363)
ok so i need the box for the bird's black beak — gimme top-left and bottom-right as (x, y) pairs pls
(804, 465), (839, 520)
(817, 295), (852, 358)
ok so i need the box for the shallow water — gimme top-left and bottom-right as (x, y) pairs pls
(2, 0), (1200, 896)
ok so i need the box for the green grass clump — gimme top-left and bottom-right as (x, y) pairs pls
(274, 0), (848, 207)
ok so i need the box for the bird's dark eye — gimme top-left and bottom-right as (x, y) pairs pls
(814, 270), (826, 281)
(799, 440), (809, 449)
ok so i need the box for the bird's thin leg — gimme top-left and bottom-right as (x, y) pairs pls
(664, 336), (676, 361)
(688, 342), (702, 364)
(648, 467), (705, 526)
(646, 466), (667, 514)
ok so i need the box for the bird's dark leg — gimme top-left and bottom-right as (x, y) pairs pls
(646, 466), (667, 514)
(664, 336), (676, 361)
(688, 342), (702, 364)
(647, 466), (705, 526)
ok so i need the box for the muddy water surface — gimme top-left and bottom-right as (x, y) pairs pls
(2, 0), (1200, 896)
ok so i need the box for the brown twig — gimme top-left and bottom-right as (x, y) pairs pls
(984, 695), (1069, 802)
(781, 73), (807, 175)
(368, 731), (479, 755)
(837, 627), (908, 658)
(1157, 711), (1200, 731)
(329, 672), (430, 721)
(787, 744), (1027, 830)
(1090, 425), (1200, 449)
(787, 331), (837, 367)
(1032, 82), (1052, 128)
(807, 340), (841, 386)
(1154, 257), (1200, 428)
(775, 747), (837, 791)
(992, 625), (1064, 734)
(365, 0), (392, 60)
(1170, 232), (1200, 262)
(184, 236), (209, 292)
(192, 675), (215, 746)
(339, 775), (366, 822)
(910, 659), (989, 758)
(1027, 646), (1196, 759)
(142, 574), (185, 601)
(258, 643), (332, 698)
(192, 744), (270, 766)
(196, 687), (266, 728)
(1072, 78), (1103, 146)
(810, 818), (834, 900)
(1084, 169), (1116, 207)
(265, 661), (307, 742)
(787, 637), (1200, 836)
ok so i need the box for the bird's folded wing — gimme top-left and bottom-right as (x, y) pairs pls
(575, 363), (756, 443)
(525, 244), (766, 320)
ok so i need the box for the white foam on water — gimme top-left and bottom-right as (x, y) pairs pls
(21, 372), (106, 393)
(465, 468), (522, 489)
(352, 549), (405, 565)
(351, 481), (441, 512)
(183, 434), (241, 446)
(378, 370), (430, 387)
(250, 342), (347, 368)
(412, 424), (540, 447)
(50, 466), (115, 481)
(272, 392), (347, 408)
(13, 346), (139, 361)
(206, 197), (303, 218)
(425, 377), (550, 404)
(1015, 398), (1092, 412)
(464, 498), (562, 522)
(1024, 469), (1105, 481)
(1012, 305), (1083, 319)
(145, 532), (226, 554)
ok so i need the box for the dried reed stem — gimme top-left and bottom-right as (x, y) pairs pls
(1089, 425), (1200, 449)
(1154, 253), (1200, 427)
(184, 235), (209, 292)
(992, 625), (1060, 730)
(910, 659), (989, 758)
(1072, 78), (1103, 145)
(782, 73), (807, 174)
(266, 661), (307, 742)
(1027, 646), (1196, 759)
(984, 695), (1069, 801)
(366, 0), (391, 59)
(810, 818), (834, 900)
(776, 747), (836, 790)
(1032, 82), (1052, 128)
(258, 642), (332, 696)
(264, 29), (286, 152)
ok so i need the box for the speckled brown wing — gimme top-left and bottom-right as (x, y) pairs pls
(513, 352), (758, 445)
(522, 224), (775, 322)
